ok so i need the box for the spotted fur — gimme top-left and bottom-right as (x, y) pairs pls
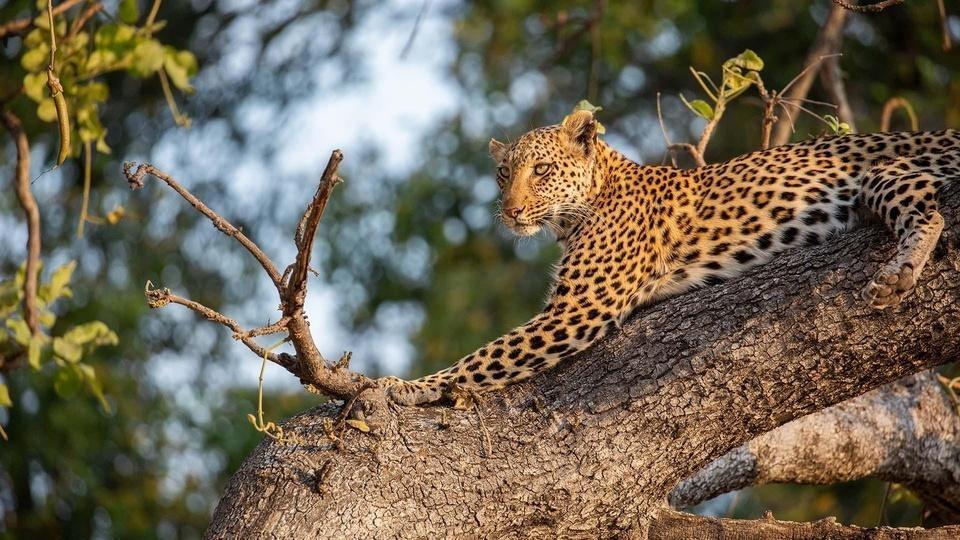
(383, 110), (960, 405)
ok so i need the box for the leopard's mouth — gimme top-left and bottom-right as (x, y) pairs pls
(502, 216), (543, 237)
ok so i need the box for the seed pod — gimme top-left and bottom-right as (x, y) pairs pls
(46, 68), (70, 166)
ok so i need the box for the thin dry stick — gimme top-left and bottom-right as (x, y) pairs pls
(145, 0), (163, 29)
(142, 281), (291, 367)
(832, 0), (905, 12)
(77, 140), (92, 238)
(2, 111), (41, 335)
(0, 0), (84, 39)
(656, 93), (679, 167)
(937, 0), (953, 51)
(68, 1), (103, 39)
(123, 162), (283, 288)
(399, 0), (432, 59)
(771, 6), (848, 146)
(287, 150), (343, 306)
(880, 97), (919, 132)
(820, 55), (857, 132)
(126, 156), (375, 402)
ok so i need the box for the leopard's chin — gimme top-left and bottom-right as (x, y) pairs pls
(503, 220), (542, 237)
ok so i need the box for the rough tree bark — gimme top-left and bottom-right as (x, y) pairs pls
(202, 180), (960, 538)
(670, 370), (960, 524)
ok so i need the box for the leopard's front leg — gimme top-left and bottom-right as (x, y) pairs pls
(382, 294), (620, 406)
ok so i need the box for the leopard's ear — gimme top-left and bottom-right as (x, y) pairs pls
(561, 109), (597, 158)
(489, 138), (508, 162)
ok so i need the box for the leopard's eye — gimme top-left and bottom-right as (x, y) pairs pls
(496, 166), (509, 188)
(534, 163), (552, 175)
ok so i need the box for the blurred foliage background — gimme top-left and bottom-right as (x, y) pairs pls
(0, 0), (958, 537)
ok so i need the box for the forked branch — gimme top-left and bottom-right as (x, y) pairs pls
(123, 153), (376, 402)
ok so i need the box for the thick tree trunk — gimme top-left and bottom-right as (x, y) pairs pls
(205, 186), (960, 539)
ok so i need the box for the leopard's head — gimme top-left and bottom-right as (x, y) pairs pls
(489, 110), (600, 237)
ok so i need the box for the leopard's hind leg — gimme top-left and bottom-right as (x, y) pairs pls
(860, 156), (953, 309)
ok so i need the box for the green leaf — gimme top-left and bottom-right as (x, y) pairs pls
(6, 319), (31, 347)
(28, 333), (44, 369)
(723, 49), (764, 72)
(119, 0), (140, 24)
(680, 95), (715, 120)
(53, 366), (82, 398)
(23, 72), (47, 103)
(37, 98), (57, 123)
(130, 39), (165, 77)
(0, 384), (11, 408)
(163, 47), (198, 92)
(53, 337), (83, 363)
(0, 281), (21, 319)
(62, 321), (118, 348)
(76, 363), (110, 413)
(39, 260), (75, 304)
(20, 44), (49, 73)
(573, 99), (603, 114)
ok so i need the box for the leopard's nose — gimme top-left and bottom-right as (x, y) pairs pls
(504, 206), (525, 219)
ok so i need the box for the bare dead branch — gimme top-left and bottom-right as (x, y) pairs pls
(68, 2), (103, 39)
(2, 111), (41, 335)
(771, 6), (848, 146)
(143, 282), (292, 369)
(667, 143), (705, 167)
(125, 157), (377, 403)
(937, 0), (953, 51)
(832, 0), (905, 13)
(820, 54), (858, 132)
(286, 150), (343, 309)
(399, 0), (432, 60)
(0, 0), (85, 39)
(881, 97), (919, 132)
(122, 162), (284, 288)
(649, 508), (960, 539)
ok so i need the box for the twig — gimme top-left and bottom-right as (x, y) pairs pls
(471, 392), (493, 458)
(2, 111), (41, 335)
(831, 0), (904, 13)
(145, 0), (163, 29)
(68, 1), (103, 39)
(77, 140), (92, 238)
(586, 0), (605, 103)
(819, 55), (857, 132)
(242, 317), (291, 338)
(122, 162), (283, 288)
(771, 6), (848, 146)
(0, 0), (85, 39)
(667, 143), (704, 167)
(881, 97), (919, 132)
(335, 381), (377, 435)
(286, 150), (343, 308)
(126, 157), (376, 403)
(143, 281), (291, 368)
(656, 93), (678, 167)
(877, 481), (892, 526)
(937, 0), (953, 51)
(399, 0), (431, 59)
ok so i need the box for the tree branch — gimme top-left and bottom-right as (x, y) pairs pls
(0, 0), (85, 39)
(2, 111), (41, 336)
(831, 0), (905, 13)
(124, 156), (377, 403)
(649, 508), (960, 539)
(669, 370), (960, 525)
(205, 180), (960, 537)
(771, 4), (848, 146)
(123, 162), (283, 288)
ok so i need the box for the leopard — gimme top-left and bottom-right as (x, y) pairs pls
(382, 109), (959, 406)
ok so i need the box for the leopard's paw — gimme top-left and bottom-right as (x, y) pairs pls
(862, 262), (916, 309)
(379, 377), (446, 406)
